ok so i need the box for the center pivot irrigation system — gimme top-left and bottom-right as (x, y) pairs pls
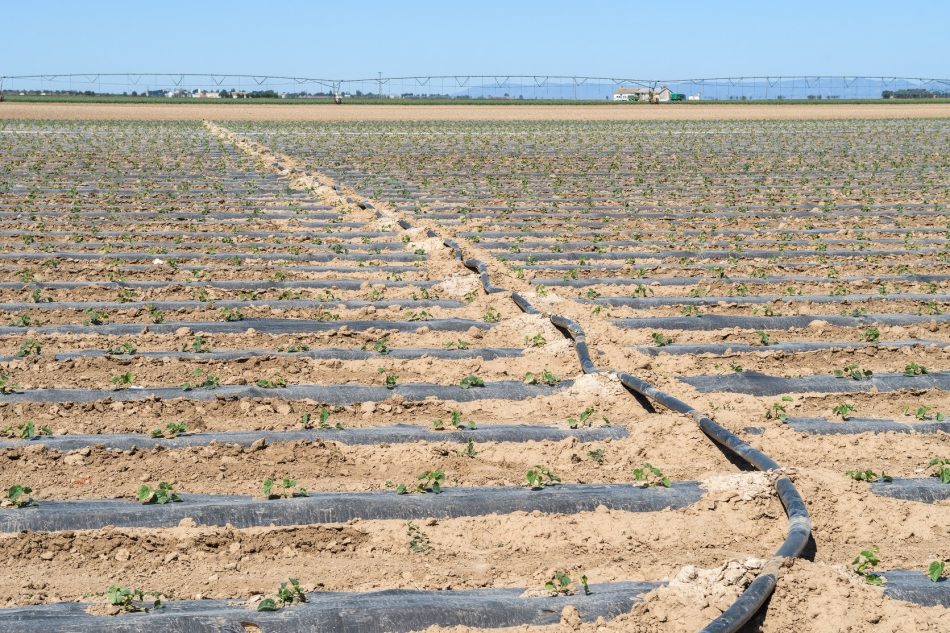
(1, 73), (949, 100)
(0, 116), (946, 631)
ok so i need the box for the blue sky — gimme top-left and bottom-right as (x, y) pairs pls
(2, 1), (947, 79)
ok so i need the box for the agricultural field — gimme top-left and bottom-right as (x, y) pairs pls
(0, 114), (946, 632)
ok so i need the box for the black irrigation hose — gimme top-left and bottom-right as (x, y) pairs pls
(549, 315), (598, 375)
(587, 293), (950, 308)
(786, 416), (950, 435)
(869, 478), (950, 504)
(463, 259), (506, 294)
(881, 571), (950, 607)
(634, 340), (943, 357)
(0, 347), (523, 365)
(411, 224), (808, 629)
(681, 371), (950, 397)
(511, 292), (541, 315)
(0, 423), (629, 452)
(0, 251), (422, 263)
(0, 299), (463, 312)
(0, 317), (490, 337)
(614, 313), (950, 332)
(0, 380), (572, 406)
(616, 372), (812, 633)
(0, 483), (703, 532)
(4, 279), (437, 290)
(0, 581), (663, 633)
(448, 244), (540, 317)
(537, 274), (950, 288)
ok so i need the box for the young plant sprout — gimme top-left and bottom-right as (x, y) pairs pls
(150, 421), (186, 439)
(263, 478), (308, 499)
(459, 375), (485, 389)
(632, 464), (671, 488)
(526, 466), (560, 489)
(137, 482), (181, 505)
(852, 546), (883, 586)
(256, 579), (307, 612)
(396, 470), (445, 495)
(106, 586), (162, 613)
(2, 484), (36, 508)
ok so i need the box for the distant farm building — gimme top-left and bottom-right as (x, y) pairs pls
(613, 86), (685, 103)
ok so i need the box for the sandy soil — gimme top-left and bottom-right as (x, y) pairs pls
(0, 102), (948, 121)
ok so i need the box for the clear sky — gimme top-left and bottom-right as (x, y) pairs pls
(2, 0), (947, 79)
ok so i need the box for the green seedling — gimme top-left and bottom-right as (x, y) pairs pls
(263, 477), (308, 499)
(136, 482), (181, 505)
(443, 339), (469, 350)
(85, 309), (108, 326)
(0, 372), (18, 394)
(834, 363), (872, 380)
(852, 547), (883, 585)
(2, 484), (36, 508)
(588, 448), (606, 464)
(630, 284), (651, 298)
(863, 327), (880, 343)
(929, 458), (950, 484)
(150, 421), (187, 439)
(407, 310), (433, 321)
(450, 410), (476, 430)
(459, 375), (485, 389)
(15, 339), (41, 358)
(460, 438), (478, 458)
(906, 405), (944, 421)
(188, 336), (210, 353)
(729, 361), (743, 373)
(765, 402), (788, 422)
(832, 402), (857, 420)
(373, 336), (390, 355)
(257, 579), (307, 612)
(278, 343), (310, 353)
(755, 330), (775, 346)
(651, 332), (673, 347)
(147, 305), (164, 324)
(846, 469), (892, 483)
(525, 333), (546, 348)
(111, 372), (134, 389)
(523, 370), (559, 386)
(182, 369), (220, 391)
(396, 470), (445, 495)
(482, 307), (501, 323)
(384, 374), (398, 389)
(220, 307), (244, 322)
(928, 561), (946, 582)
(106, 586), (161, 613)
(407, 521), (431, 553)
(903, 362), (928, 377)
(256, 375), (287, 389)
(580, 575), (591, 595)
(526, 465), (560, 489)
(5, 420), (51, 439)
(108, 342), (137, 355)
(544, 571), (574, 595)
(567, 407), (595, 429)
(632, 463), (671, 488)
(8, 315), (34, 328)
